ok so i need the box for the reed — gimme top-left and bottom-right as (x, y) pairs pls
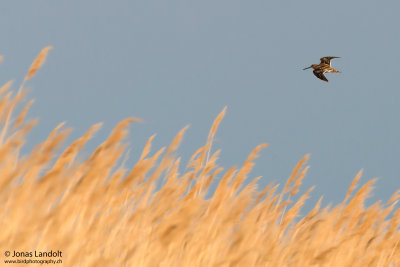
(0, 48), (399, 266)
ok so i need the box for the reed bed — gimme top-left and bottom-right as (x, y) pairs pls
(0, 48), (399, 266)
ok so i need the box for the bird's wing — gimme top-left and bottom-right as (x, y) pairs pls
(320, 56), (340, 66)
(313, 69), (328, 82)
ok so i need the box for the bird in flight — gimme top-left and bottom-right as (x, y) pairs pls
(303, 56), (341, 82)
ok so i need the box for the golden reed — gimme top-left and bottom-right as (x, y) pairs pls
(0, 47), (399, 266)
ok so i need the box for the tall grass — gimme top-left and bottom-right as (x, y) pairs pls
(0, 48), (399, 266)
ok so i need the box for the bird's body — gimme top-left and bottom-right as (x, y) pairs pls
(303, 56), (341, 82)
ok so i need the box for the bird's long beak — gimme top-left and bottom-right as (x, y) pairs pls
(303, 66), (312, 70)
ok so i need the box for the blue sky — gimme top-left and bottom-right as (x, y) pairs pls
(1, 1), (399, 209)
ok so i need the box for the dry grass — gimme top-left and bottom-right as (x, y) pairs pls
(0, 48), (399, 266)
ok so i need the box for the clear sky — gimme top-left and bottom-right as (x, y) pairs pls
(1, 1), (399, 209)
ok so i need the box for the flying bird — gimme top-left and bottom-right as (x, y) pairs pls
(303, 56), (341, 82)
